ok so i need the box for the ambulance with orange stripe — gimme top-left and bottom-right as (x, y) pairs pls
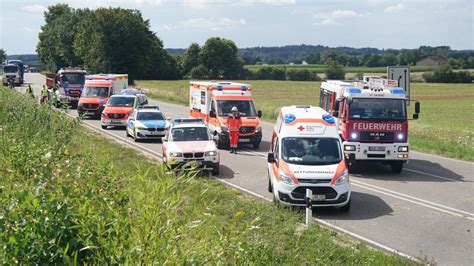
(189, 81), (263, 149)
(267, 106), (351, 211)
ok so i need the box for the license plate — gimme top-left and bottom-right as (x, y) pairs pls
(239, 138), (250, 143)
(148, 131), (159, 135)
(369, 146), (386, 151)
(110, 120), (122, 124)
(312, 195), (326, 201)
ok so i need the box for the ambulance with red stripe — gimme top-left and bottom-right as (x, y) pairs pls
(189, 81), (263, 149)
(267, 106), (351, 211)
(78, 74), (128, 118)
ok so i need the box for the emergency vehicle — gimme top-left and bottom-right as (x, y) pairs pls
(46, 67), (87, 107)
(126, 106), (169, 141)
(162, 118), (220, 175)
(267, 106), (350, 211)
(320, 75), (420, 173)
(78, 74), (128, 118)
(189, 81), (263, 149)
(100, 94), (148, 129)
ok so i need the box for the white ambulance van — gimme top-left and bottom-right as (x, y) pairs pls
(267, 106), (351, 211)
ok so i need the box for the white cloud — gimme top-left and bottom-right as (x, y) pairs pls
(315, 19), (337, 25)
(22, 4), (47, 13)
(183, 0), (295, 9)
(178, 17), (246, 31)
(314, 9), (362, 25)
(384, 3), (405, 13)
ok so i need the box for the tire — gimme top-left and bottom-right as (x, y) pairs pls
(216, 136), (229, 149)
(268, 176), (273, 193)
(126, 128), (130, 137)
(339, 199), (351, 212)
(390, 161), (404, 174)
(133, 129), (138, 142)
(253, 141), (260, 149)
(101, 125), (107, 129)
(212, 163), (220, 176)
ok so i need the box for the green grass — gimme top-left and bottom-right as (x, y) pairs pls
(245, 64), (438, 73)
(0, 87), (415, 264)
(135, 80), (474, 161)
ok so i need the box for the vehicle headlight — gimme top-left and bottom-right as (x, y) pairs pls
(137, 127), (148, 130)
(344, 145), (356, 151)
(220, 125), (228, 132)
(205, 150), (217, 156)
(169, 152), (182, 157)
(335, 170), (349, 186)
(255, 126), (262, 132)
(398, 146), (409, 152)
(279, 170), (294, 185)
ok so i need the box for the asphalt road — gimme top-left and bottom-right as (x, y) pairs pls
(20, 73), (474, 265)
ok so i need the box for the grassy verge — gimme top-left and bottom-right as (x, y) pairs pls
(0, 87), (414, 264)
(135, 80), (474, 161)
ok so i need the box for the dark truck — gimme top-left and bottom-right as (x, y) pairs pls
(46, 67), (86, 108)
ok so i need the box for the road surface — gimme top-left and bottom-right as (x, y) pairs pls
(20, 73), (474, 265)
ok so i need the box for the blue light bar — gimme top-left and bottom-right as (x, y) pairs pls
(87, 75), (92, 80)
(138, 105), (160, 110)
(217, 85), (223, 91)
(284, 114), (296, 124)
(345, 87), (361, 94)
(173, 118), (204, 124)
(322, 114), (335, 124)
(241, 85), (247, 91)
(390, 88), (405, 94)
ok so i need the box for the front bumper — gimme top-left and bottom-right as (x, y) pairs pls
(135, 129), (167, 139)
(78, 105), (105, 116)
(275, 181), (351, 207)
(218, 131), (262, 144)
(343, 141), (409, 162)
(167, 158), (219, 171)
(101, 118), (127, 126)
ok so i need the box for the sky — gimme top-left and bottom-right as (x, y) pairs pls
(0, 0), (473, 54)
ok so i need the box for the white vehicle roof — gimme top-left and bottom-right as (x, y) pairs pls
(110, 94), (135, 98)
(190, 81), (250, 88)
(277, 105), (339, 138)
(171, 118), (207, 129)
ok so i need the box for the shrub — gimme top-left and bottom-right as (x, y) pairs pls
(189, 64), (210, 79)
(286, 69), (321, 81)
(422, 63), (472, 83)
(254, 67), (286, 80)
(324, 60), (346, 80)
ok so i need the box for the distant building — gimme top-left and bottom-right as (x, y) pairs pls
(302, 61), (308, 65)
(416, 56), (448, 66)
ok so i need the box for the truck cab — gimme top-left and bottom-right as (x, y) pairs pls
(78, 74), (128, 118)
(189, 81), (263, 149)
(320, 76), (420, 173)
(46, 67), (86, 107)
(267, 106), (350, 211)
(2, 64), (20, 86)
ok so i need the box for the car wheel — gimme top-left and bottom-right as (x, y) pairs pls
(390, 161), (403, 174)
(101, 125), (107, 129)
(133, 129), (138, 142)
(126, 128), (130, 137)
(339, 199), (351, 212)
(267, 169), (273, 193)
(212, 163), (220, 176)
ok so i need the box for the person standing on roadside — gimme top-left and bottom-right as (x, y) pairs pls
(40, 85), (48, 104)
(26, 85), (35, 98)
(227, 106), (242, 154)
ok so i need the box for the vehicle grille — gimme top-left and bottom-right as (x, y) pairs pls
(108, 114), (125, 119)
(194, 152), (204, 158)
(184, 153), (193, 158)
(146, 127), (165, 132)
(183, 152), (204, 159)
(360, 132), (394, 141)
(83, 103), (99, 109)
(68, 90), (81, 97)
(298, 179), (332, 184)
(239, 126), (255, 134)
(291, 186), (337, 199)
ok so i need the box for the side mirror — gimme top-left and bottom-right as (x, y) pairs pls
(213, 135), (219, 141)
(257, 110), (262, 118)
(415, 101), (420, 114)
(209, 110), (216, 118)
(412, 113), (419, 120)
(333, 111), (339, 117)
(267, 153), (276, 163)
(161, 137), (168, 142)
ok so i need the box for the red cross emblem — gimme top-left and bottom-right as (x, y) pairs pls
(297, 125), (305, 131)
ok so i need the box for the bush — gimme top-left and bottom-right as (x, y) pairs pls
(324, 60), (346, 80)
(422, 64), (472, 83)
(254, 67), (286, 80)
(189, 64), (210, 79)
(287, 69), (321, 81)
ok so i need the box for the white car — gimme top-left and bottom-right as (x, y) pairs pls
(162, 118), (220, 175)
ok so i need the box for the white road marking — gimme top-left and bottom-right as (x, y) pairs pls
(352, 180), (474, 221)
(411, 151), (474, 165)
(404, 168), (466, 182)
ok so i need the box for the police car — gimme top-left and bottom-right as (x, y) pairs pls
(162, 118), (220, 175)
(267, 106), (351, 211)
(126, 106), (169, 141)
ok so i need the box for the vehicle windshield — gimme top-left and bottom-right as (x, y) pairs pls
(349, 98), (406, 120)
(61, 73), (85, 84)
(137, 112), (165, 120)
(106, 97), (134, 107)
(282, 137), (342, 165)
(3, 65), (18, 73)
(171, 127), (210, 142)
(217, 100), (257, 117)
(82, 86), (110, 98)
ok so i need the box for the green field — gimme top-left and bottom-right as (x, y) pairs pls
(244, 64), (437, 74)
(135, 80), (474, 161)
(0, 87), (415, 264)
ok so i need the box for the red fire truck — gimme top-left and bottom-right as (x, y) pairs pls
(319, 75), (420, 173)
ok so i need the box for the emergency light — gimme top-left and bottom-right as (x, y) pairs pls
(173, 118), (204, 124)
(241, 85), (247, 91)
(217, 85), (223, 91)
(322, 114), (335, 124)
(390, 88), (405, 94)
(284, 114), (296, 124)
(346, 87), (361, 94)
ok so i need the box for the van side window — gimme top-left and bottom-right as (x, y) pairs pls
(319, 89), (331, 112)
(275, 115), (282, 133)
(340, 100), (346, 119)
(273, 138), (280, 160)
(210, 100), (216, 114)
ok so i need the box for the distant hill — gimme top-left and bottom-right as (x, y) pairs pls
(6, 54), (39, 62)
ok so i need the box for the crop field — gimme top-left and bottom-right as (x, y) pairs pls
(244, 64), (438, 74)
(0, 87), (415, 264)
(135, 80), (474, 161)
